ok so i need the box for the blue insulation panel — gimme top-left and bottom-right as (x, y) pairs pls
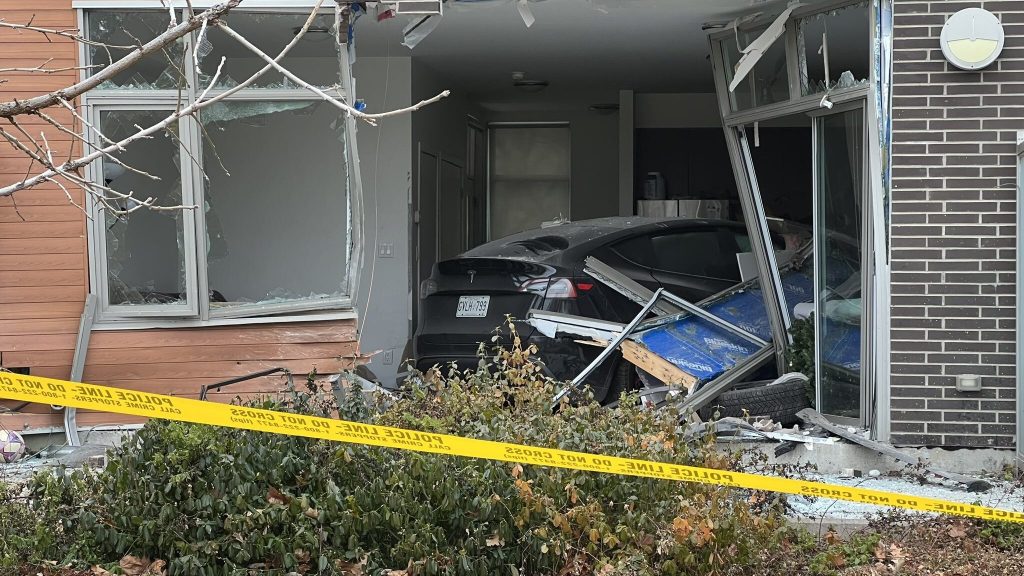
(633, 269), (860, 384)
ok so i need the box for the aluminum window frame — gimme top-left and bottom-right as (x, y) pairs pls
(709, 0), (883, 431)
(79, 7), (356, 325)
(85, 101), (202, 320)
(808, 98), (870, 427)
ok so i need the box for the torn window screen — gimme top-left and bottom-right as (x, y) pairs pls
(199, 12), (341, 90)
(88, 10), (187, 90)
(720, 24), (790, 112)
(201, 101), (350, 313)
(797, 1), (870, 96)
(100, 110), (188, 306)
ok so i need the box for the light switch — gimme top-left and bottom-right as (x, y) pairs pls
(378, 242), (394, 258)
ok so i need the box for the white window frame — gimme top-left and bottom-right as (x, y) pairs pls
(79, 6), (357, 326)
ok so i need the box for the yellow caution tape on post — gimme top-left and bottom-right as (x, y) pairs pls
(2, 372), (1022, 524)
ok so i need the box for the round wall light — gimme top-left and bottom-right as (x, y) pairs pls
(940, 7), (1004, 71)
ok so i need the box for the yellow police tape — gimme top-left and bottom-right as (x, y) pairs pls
(2, 372), (1022, 524)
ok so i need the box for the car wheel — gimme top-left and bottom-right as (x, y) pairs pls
(698, 379), (810, 426)
(595, 359), (638, 404)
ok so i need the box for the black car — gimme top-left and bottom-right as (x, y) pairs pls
(412, 217), (788, 402)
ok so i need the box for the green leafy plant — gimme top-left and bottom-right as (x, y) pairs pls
(5, 320), (796, 575)
(786, 315), (816, 406)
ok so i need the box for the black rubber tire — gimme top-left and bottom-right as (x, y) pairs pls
(597, 360), (637, 405)
(698, 379), (810, 426)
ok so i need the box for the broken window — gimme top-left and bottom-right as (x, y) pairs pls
(199, 12), (341, 90)
(797, 1), (870, 96)
(99, 109), (195, 310)
(83, 10), (355, 322)
(201, 101), (350, 314)
(87, 11), (187, 90)
(720, 23), (791, 111)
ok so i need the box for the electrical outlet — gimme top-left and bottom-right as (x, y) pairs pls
(383, 349), (394, 365)
(378, 242), (394, 258)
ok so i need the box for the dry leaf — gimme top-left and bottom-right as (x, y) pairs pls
(671, 517), (693, 542)
(948, 523), (967, 538)
(267, 486), (291, 506)
(511, 463), (523, 478)
(486, 534), (504, 547)
(824, 529), (841, 546)
(90, 567), (113, 576)
(147, 559), (167, 575)
(828, 552), (846, 568)
(335, 555), (367, 576)
(303, 507), (319, 519)
(119, 555), (151, 576)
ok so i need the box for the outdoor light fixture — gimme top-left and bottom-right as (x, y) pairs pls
(940, 8), (1004, 71)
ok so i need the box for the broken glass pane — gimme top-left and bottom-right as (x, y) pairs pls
(199, 12), (341, 90)
(99, 109), (188, 306)
(87, 10), (188, 90)
(798, 2), (870, 97)
(720, 24), (791, 112)
(201, 101), (349, 312)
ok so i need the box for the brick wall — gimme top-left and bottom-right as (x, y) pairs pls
(890, 1), (1020, 448)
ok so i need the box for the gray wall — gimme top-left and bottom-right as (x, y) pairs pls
(353, 56), (413, 386)
(890, 1), (1018, 448)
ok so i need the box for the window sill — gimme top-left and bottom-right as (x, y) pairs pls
(92, 309), (358, 331)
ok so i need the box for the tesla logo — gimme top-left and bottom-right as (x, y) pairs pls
(467, 270), (476, 284)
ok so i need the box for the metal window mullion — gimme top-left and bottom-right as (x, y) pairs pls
(737, 129), (792, 352)
(785, 21), (802, 99)
(710, 33), (791, 371)
(338, 5), (363, 306)
(812, 116), (823, 412)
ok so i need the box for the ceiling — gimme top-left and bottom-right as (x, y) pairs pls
(351, 0), (787, 107)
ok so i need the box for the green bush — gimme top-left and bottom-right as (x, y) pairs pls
(2, 325), (792, 575)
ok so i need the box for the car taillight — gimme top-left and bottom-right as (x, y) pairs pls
(519, 278), (583, 299)
(420, 279), (438, 299)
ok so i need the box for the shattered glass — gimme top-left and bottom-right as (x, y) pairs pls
(201, 101), (350, 313)
(99, 109), (189, 307)
(798, 1), (870, 96)
(720, 25), (790, 112)
(87, 10), (189, 91)
(199, 12), (342, 90)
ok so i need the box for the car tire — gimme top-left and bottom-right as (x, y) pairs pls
(595, 359), (637, 404)
(698, 379), (810, 426)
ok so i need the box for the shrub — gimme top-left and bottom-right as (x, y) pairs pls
(4, 324), (792, 575)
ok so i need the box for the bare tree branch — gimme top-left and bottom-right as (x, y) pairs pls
(0, 0), (242, 119)
(219, 24), (450, 125)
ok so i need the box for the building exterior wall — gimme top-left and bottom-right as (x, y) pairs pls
(0, 0), (358, 433)
(890, 0), (1019, 448)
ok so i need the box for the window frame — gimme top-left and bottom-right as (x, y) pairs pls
(79, 7), (356, 326)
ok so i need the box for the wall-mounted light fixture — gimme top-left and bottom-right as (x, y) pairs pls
(940, 8), (1004, 71)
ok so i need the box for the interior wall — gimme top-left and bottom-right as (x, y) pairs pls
(635, 93), (721, 129)
(409, 60), (488, 335)
(352, 56), (413, 386)
(485, 106), (619, 224)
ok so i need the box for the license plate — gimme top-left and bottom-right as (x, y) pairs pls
(456, 295), (490, 317)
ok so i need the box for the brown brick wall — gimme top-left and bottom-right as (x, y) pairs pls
(890, 1), (1020, 448)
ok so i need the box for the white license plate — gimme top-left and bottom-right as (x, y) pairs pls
(456, 295), (490, 317)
